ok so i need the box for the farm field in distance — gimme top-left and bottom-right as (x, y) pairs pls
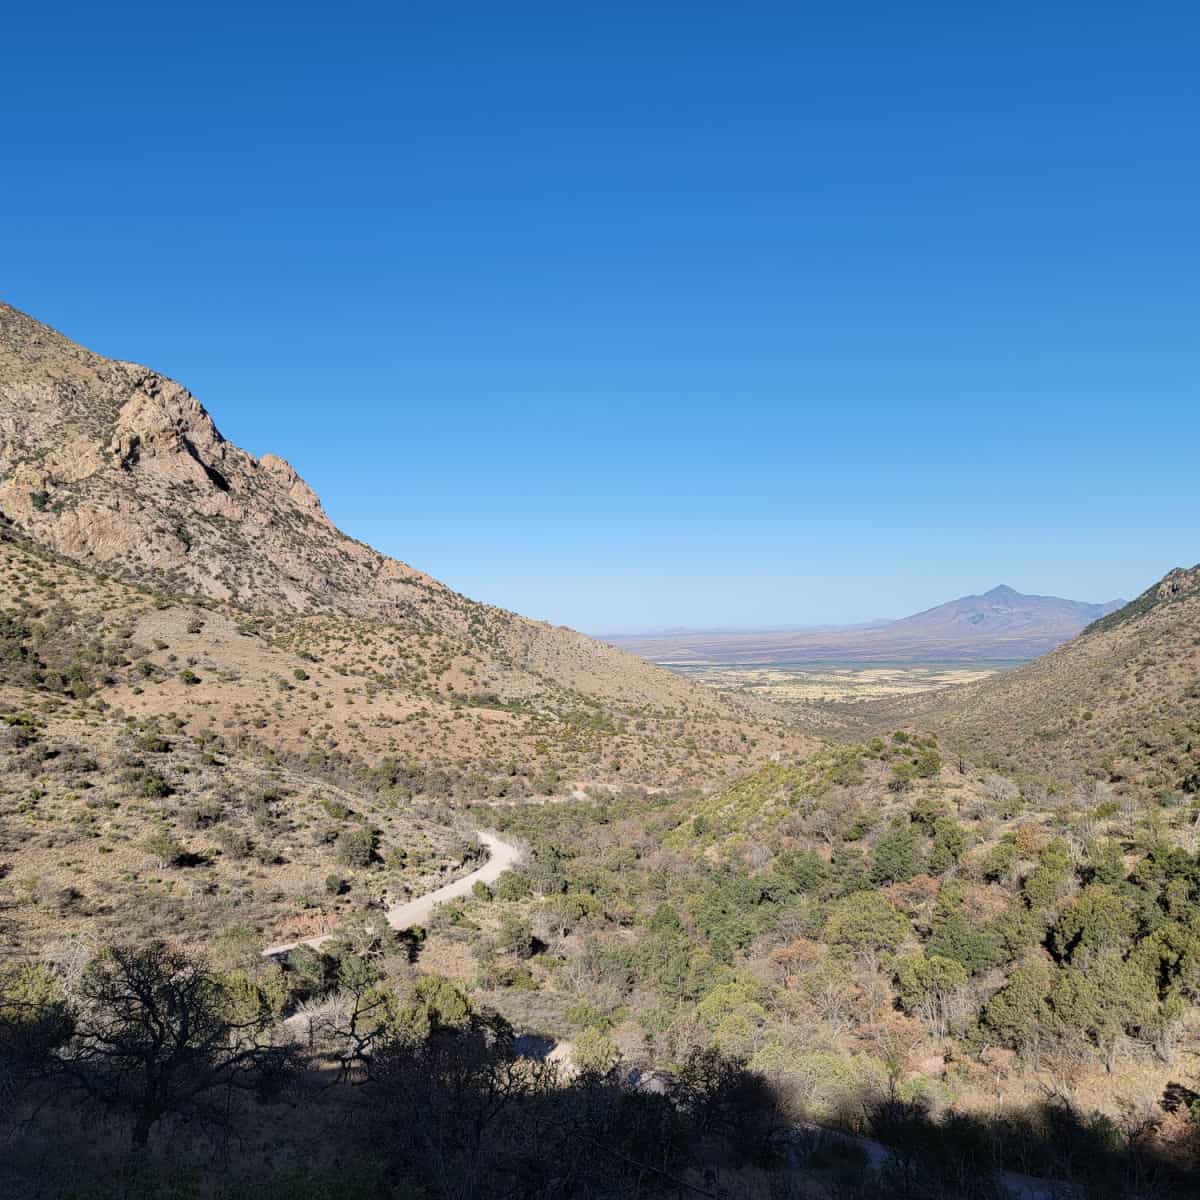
(659, 659), (1016, 703)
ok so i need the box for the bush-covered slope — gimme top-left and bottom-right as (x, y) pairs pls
(865, 566), (1200, 798)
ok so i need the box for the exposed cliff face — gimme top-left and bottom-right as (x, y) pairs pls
(0, 301), (434, 613)
(1156, 566), (1200, 601)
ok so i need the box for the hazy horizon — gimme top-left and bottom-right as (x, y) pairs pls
(589, 582), (1128, 638)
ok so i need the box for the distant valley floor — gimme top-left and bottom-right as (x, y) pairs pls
(653, 660), (1017, 704)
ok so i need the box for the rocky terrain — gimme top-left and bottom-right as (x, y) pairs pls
(0, 301), (811, 744)
(0, 302), (816, 958)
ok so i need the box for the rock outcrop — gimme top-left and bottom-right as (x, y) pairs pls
(0, 300), (431, 612)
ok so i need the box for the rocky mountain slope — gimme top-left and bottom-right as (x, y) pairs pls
(870, 566), (1200, 796)
(0, 300), (431, 614)
(609, 584), (1123, 665)
(0, 301), (810, 743)
(0, 302), (821, 956)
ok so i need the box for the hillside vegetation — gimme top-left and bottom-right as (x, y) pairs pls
(871, 568), (1200, 798)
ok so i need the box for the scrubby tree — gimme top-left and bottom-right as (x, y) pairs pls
(889, 740), (942, 790)
(871, 817), (923, 885)
(0, 963), (72, 1114)
(766, 848), (827, 897)
(893, 953), (968, 1039)
(335, 826), (377, 868)
(671, 1046), (781, 1161)
(981, 839), (1018, 884)
(326, 912), (402, 961)
(572, 1025), (619, 1075)
(1127, 919), (1200, 1061)
(1022, 838), (1075, 914)
(366, 1007), (553, 1191)
(799, 957), (857, 1033)
(1047, 956), (1154, 1073)
(981, 955), (1054, 1061)
(1050, 884), (1137, 966)
(141, 830), (186, 869)
(927, 817), (966, 874)
(1084, 839), (1126, 886)
(927, 883), (1003, 975)
(497, 912), (535, 959)
(826, 844), (869, 897)
(412, 974), (472, 1030)
(63, 943), (294, 1147)
(493, 870), (531, 901)
(825, 891), (911, 959)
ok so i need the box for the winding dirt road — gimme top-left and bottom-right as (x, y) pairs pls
(261, 830), (521, 958)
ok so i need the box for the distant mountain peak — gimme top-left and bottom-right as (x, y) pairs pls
(982, 584), (1021, 601)
(612, 583), (1129, 666)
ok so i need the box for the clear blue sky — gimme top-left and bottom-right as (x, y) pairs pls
(4, 2), (1198, 633)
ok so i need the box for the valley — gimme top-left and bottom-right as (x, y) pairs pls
(654, 660), (1014, 705)
(6, 9), (1197, 1197)
(1, 303), (1198, 1198)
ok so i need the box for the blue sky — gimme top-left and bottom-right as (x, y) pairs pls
(3, 2), (1198, 632)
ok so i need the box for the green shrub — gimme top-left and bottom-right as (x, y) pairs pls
(871, 817), (923, 885)
(335, 827), (376, 868)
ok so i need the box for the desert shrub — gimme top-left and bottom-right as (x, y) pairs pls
(335, 827), (376, 868)
(572, 1026), (619, 1074)
(215, 827), (252, 859)
(137, 770), (172, 798)
(180, 800), (224, 830)
(825, 891), (910, 955)
(141, 831), (186, 868)
(871, 817), (923, 884)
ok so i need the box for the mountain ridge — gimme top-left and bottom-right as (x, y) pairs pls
(607, 584), (1124, 665)
(0, 299), (822, 792)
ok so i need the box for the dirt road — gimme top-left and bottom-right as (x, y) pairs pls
(262, 830), (521, 958)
